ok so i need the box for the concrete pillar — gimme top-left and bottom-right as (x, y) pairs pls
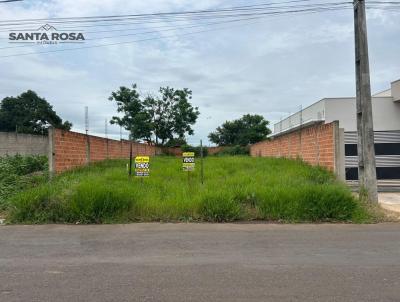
(334, 122), (346, 182)
(85, 133), (90, 165)
(48, 127), (55, 178)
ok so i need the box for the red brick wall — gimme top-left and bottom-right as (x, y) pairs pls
(52, 129), (160, 173)
(208, 146), (225, 155)
(250, 122), (338, 171)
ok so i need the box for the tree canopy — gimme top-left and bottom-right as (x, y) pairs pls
(109, 84), (200, 145)
(208, 114), (271, 146)
(0, 90), (72, 135)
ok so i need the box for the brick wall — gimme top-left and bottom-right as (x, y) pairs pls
(51, 129), (160, 173)
(250, 121), (338, 172)
(208, 146), (225, 155)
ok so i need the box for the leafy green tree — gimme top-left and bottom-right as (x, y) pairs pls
(165, 137), (187, 147)
(0, 90), (72, 135)
(109, 84), (200, 145)
(208, 114), (271, 146)
(109, 85), (153, 142)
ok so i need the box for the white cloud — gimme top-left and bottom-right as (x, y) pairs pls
(0, 0), (399, 143)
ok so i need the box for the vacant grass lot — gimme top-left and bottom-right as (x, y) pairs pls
(6, 156), (376, 224)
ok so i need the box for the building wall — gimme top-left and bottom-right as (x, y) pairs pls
(251, 121), (338, 172)
(0, 132), (48, 156)
(273, 96), (400, 134)
(324, 97), (400, 132)
(392, 80), (400, 102)
(51, 129), (160, 173)
(273, 100), (325, 133)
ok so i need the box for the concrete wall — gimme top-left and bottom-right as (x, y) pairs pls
(0, 132), (48, 156)
(251, 121), (339, 172)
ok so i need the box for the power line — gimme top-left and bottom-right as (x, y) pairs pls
(0, 16), (267, 50)
(0, 1), (353, 27)
(0, 0), (23, 3)
(0, 6), (355, 57)
(0, 1), (397, 58)
(0, 21), (264, 58)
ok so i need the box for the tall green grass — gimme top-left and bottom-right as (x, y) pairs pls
(6, 157), (375, 223)
(0, 155), (48, 212)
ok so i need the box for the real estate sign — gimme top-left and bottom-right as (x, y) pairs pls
(182, 152), (195, 171)
(135, 156), (150, 177)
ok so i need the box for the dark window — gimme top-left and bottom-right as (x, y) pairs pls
(346, 168), (358, 180)
(375, 143), (400, 155)
(345, 144), (358, 156)
(345, 143), (400, 156)
(346, 167), (400, 180)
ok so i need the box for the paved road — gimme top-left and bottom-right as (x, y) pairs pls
(1, 223), (400, 302)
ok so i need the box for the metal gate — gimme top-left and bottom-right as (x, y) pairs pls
(344, 131), (400, 182)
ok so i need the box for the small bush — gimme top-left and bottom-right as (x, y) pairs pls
(215, 145), (249, 156)
(181, 144), (208, 157)
(200, 193), (242, 222)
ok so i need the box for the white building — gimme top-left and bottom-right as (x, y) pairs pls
(272, 79), (400, 182)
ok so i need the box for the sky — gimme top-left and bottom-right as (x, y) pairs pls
(0, 0), (399, 145)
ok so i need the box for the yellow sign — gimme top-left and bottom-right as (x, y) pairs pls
(182, 152), (195, 171)
(135, 156), (150, 177)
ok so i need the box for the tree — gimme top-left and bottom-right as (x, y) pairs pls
(165, 137), (187, 147)
(208, 114), (271, 146)
(0, 90), (72, 135)
(109, 85), (153, 142)
(109, 84), (200, 145)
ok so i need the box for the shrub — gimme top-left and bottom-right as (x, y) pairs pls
(215, 145), (249, 156)
(181, 144), (208, 157)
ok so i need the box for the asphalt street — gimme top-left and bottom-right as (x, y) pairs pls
(1, 223), (400, 302)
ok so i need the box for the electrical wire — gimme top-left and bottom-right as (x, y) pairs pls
(0, 1), (353, 27)
(0, 0), (398, 58)
(0, 0), (23, 3)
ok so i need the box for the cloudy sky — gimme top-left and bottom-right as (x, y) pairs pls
(0, 0), (399, 145)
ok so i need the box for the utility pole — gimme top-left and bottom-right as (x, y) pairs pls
(353, 0), (378, 203)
